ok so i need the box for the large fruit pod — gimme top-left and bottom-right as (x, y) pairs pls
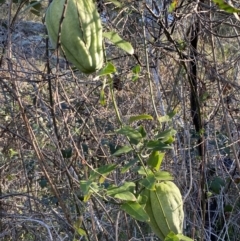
(45, 0), (104, 74)
(144, 181), (184, 240)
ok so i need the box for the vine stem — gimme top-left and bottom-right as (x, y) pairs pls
(109, 76), (149, 175)
(140, 4), (159, 121)
(109, 76), (122, 126)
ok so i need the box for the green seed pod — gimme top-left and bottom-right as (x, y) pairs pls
(144, 181), (184, 240)
(45, 0), (104, 74)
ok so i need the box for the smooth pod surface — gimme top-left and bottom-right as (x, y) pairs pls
(45, 0), (104, 74)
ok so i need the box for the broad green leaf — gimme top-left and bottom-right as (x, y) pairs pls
(98, 62), (116, 76)
(212, 0), (240, 13)
(114, 191), (136, 201)
(147, 151), (164, 170)
(103, 31), (134, 55)
(116, 126), (143, 144)
(121, 201), (149, 222)
(80, 180), (93, 194)
(155, 129), (176, 141)
(112, 145), (133, 156)
(107, 182), (135, 196)
(139, 173), (156, 190)
(137, 192), (148, 205)
(137, 166), (153, 176)
(154, 171), (173, 181)
(90, 164), (117, 181)
(129, 114), (153, 124)
(146, 140), (173, 151)
(121, 158), (139, 173)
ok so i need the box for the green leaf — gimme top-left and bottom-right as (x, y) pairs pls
(137, 166), (153, 176)
(107, 182), (135, 196)
(137, 192), (148, 205)
(30, 1), (41, 10)
(83, 192), (92, 202)
(138, 125), (147, 138)
(132, 65), (141, 74)
(176, 233), (194, 241)
(114, 191), (136, 201)
(164, 231), (179, 241)
(154, 171), (173, 181)
(224, 204), (233, 212)
(98, 62), (116, 76)
(79, 181), (101, 201)
(74, 218), (87, 237)
(112, 145), (133, 156)
(209, 177), (225, 194)
(29, 1), (41, 15)
(129, 114), (153, 124)
(132, 75), (139, 82)
(121, 201), (149, 222)
(75, 227), (86, 236)
(212, 0), (240, 13)
(90, 164), (117, 182)
(155, 129), (177, 143)
(139, 173), (156, 190)
(147, 151), (164, 170)
(8, 148), (18, 158)
(168, 109), (177, 119)
(80, 180), (92, 194)
(121, 158), (139, 173)
(103, 31), (134, 55)
(146, 140), (173, 151)
(168, 0), (178, 13)
(131, 65), (141, 81)
(116, 126), (143, 144)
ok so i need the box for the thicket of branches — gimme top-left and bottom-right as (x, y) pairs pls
(0, 0), (240, 240)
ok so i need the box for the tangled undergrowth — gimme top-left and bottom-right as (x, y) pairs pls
(1, 1), (240, 241)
